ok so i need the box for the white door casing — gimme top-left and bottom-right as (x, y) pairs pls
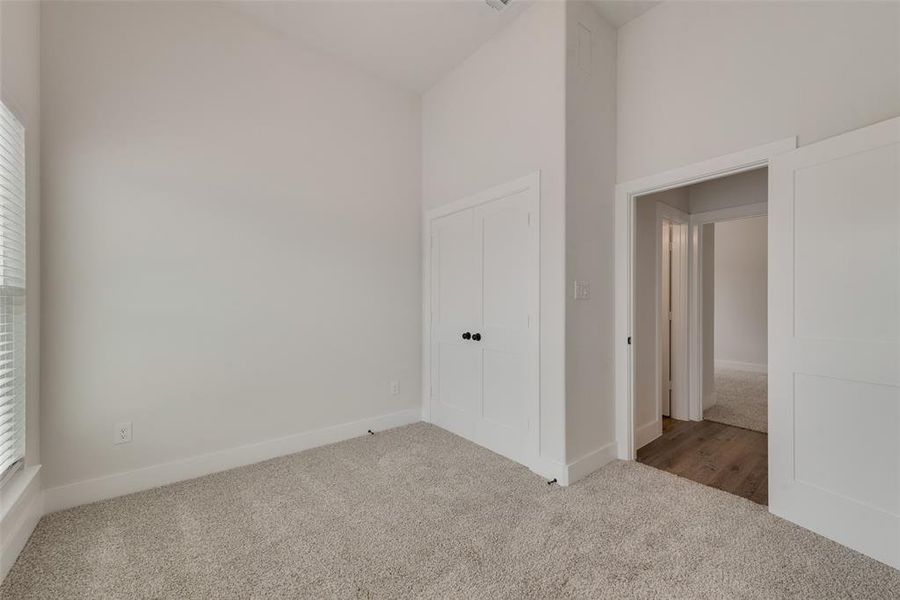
(615, 138), (797, 460)
(769, 117), (900, 569)
(424, 173), (540, 470)
(660, 220), (672, 419)
(659, 204), (690, 423)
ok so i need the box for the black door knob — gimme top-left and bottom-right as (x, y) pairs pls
(472, 333), (482, 341)
(462, 332), (471, 340)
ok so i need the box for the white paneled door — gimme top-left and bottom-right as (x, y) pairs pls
(769, 117), (899, 569)
(427, 174), (539, 468)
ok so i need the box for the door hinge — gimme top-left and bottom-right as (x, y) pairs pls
(627, 336), (632, 345)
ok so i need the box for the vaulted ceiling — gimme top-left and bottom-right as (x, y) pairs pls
(231, 0), (531, 93)
(589, 1), (661, 29)
(232, 1), (662, 94)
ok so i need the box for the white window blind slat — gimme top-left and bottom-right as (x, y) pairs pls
(0, 157), (25, 187)
(0, 177), (25, 204)
(0, 102), (25, 482)
(0, 205), (26, 222)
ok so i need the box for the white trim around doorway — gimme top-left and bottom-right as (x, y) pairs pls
(614, 138), (796, 460)
(657, 204), (690, 422)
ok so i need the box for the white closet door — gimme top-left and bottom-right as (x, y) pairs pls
(769, 117), (899, 569)
(427, 173), (540, 469)
(430, 209), (482, 441)
(473, 190), (538, 464)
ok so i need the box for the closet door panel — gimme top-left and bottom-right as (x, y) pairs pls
(482, 349), (525, 429)
(482, 204), (530, 332)
(474, 191), (537, 463)
(430, 209), (482, 439)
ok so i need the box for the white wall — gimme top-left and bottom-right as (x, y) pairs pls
(1, 0), (41, 472)
(618, 1), (900, 182)
(688, 169), (769, 214)
(689, 169), (768, 376)
(714, 216), (767, 369)
(564, 1), (617, 464)
(616, 0), (898, 447)
(40, 1), (422, 491)
(689, 168), (767, 214)
(656, 188), (689, 213)
(632, 194), (660, 442)
(422, 2), (568, 465)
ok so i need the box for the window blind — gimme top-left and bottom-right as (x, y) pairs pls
(0, 102), (26, 482)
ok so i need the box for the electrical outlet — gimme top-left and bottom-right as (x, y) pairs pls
(114, 421), (132, 445)
(390, 380), (400, 396)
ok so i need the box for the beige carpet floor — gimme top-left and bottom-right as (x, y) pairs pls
(3, 423), (897, 599)
(704, 368), (768, 433)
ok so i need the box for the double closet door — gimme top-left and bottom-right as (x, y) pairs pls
(427, 175), (539, 467)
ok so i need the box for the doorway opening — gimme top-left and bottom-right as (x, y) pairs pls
(615, 121), (898, 566)
(630, 167), (770, 504)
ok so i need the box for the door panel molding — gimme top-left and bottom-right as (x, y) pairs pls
(769, 116), (899, 569)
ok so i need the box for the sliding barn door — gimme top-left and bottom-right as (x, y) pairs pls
(429, 176), (539, 467)
(769, 117), (899, 568)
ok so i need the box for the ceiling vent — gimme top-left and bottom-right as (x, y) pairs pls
(485, 0), (512, 12)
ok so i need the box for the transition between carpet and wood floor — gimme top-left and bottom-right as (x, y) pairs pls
(638, 417), (768, 505)
(2, 423), (898, 599)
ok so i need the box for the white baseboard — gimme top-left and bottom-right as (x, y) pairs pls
(715, 359), (767, 374)
(563, 441), (618, 486)
(529, 455), (566, 484)
(635, 420), (662, 450)
(0, 465), (43, 583)
(44, 408), (421, 514)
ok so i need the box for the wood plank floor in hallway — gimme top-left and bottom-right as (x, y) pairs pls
(637, 417), (768, 505)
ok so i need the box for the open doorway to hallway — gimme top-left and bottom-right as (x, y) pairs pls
(704, 216), (768, 434)
(631, 168), (769, 505)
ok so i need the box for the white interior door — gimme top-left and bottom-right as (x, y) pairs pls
(769, 117), (899, 569)
(473, 192), (538, 464)
(430, 209), (481, 441)
(428, 175), (539, 468)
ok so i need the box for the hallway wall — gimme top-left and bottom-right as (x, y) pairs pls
(714, 217), (768, 370)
